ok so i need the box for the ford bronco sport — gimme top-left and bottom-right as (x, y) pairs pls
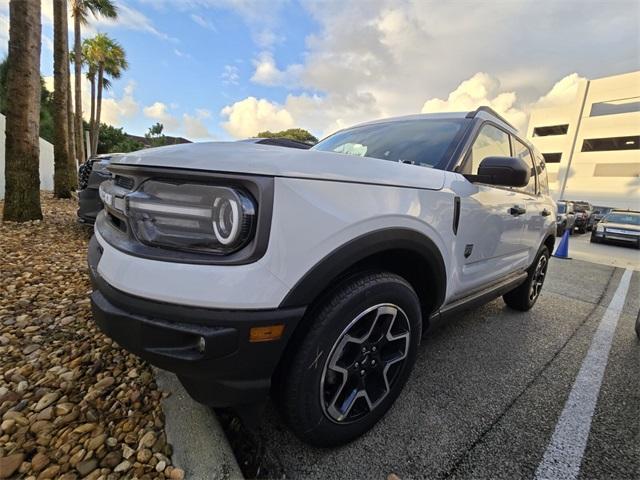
(88, 107), (556, 446)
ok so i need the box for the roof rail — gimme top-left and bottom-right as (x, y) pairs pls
(466, 106), (516, 130)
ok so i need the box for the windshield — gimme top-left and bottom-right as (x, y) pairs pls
(557, 203), (566, 213)
(312, 119), (465, 169)
(603, 213), (640, 225)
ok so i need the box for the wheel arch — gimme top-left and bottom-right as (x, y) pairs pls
(279, 228), (447, 322)
(543, 233), (555, 256)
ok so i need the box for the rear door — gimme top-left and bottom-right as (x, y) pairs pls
(512, 137), (545, 263)
(451, 123), (531, 299)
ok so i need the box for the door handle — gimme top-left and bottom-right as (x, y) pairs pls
(509, 205), (526, 216)
(541, 209), (551, 217)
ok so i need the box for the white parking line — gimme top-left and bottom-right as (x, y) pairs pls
(534, 268), (633, 480)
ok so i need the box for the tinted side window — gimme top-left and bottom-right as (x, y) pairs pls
(534, 153), (549, 195)
(513, 138), (536, 195)
(464, 124), (511, 175)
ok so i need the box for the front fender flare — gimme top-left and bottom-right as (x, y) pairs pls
(278, 228), (447, 310)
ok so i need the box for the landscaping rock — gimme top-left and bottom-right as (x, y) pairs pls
(0, 453), (24, 479)
(0, 195), (177, 478)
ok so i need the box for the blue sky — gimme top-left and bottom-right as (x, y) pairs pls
(1, 0), (639, 140)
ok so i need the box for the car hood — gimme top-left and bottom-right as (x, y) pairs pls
(601, 222), (640, 232)
(112, 142), (445, 190)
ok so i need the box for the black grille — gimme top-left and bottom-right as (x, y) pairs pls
(115, 175), (135, 190)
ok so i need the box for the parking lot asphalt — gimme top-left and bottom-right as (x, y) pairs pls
(256, 257), (640, 479)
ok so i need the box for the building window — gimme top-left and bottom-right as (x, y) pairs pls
(542, 153), (562, 163)
(590, 97), (640, 117)
(581, 136), (640, 152)
(532, 124), (569, 137)
(593, 163), (640, 177)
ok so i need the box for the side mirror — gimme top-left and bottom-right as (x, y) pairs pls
(468, 156), (531, 187)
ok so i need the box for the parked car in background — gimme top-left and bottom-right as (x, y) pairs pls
(89, 107), (556, 446)
(556, 201), (576, 236)
(571, 201), (593, 233)
(588, 206), (613, 230)
(77, 139), (312, 225)
(591, 210), (640, 248)
(78, 153), (125, 224)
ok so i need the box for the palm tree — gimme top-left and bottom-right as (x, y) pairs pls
(53, 0), (76, 198)
(3, 0), (42, 221)
(71, 0), (117, 163)
(83, 33), (127, 156)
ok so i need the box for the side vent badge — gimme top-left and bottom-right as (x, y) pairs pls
(464, 244), (473, 258)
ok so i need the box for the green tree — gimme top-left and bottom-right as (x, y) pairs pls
(257, 128), (318, 144)
(83, 33), (128, 156)
(3, 0), (43, 221)
(71, 0), (118, 163)
(96, 123), (143, 153)
(145, 122), (167, 147)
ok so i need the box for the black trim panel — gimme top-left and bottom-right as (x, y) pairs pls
(432, 271), (527, 322)
(279, 228), (447, 310)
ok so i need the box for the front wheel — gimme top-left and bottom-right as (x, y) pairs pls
(503, 246), (550, 311)
(277, 272), (421, 447)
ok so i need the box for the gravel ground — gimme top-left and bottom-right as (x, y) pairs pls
(0, 194), (184, 480)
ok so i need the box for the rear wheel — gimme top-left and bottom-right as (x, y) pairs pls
(503, 246), (550, 311)
(277, 272), (421, 447)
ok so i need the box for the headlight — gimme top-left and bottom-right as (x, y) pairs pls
(126, 180), (256, 254)
(596, 223), (604, 232)
(92, 160), (110, 173)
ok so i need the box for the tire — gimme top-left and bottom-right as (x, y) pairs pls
(503, 246), (550, 311)
(590, 233), (599, 244)
(277, 272), (421, 447)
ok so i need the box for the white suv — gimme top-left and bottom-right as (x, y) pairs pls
(89, 107), (556, 446)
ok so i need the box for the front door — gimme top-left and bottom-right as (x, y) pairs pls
(449, 123), (530, 300)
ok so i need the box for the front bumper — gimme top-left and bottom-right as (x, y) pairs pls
(88, 236), (306, 407)
(592, 230), (640, 247)
(77, 171), (111, 224)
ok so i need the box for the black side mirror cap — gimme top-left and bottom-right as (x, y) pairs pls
(465, 156), (531, 188)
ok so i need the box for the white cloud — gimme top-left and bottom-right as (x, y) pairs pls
(144, 101), (215, 140)
(143, 101), (180, 130)
(101, 81), (140, 126)
(221, 65), (240, 85)
(183, 110), (214, 140)
(94, 2), (176, 41)
(421, 73), (528, 131)
(227, 0), (637, 137)
(190, 13), (217, 31)
(250, 51), (302, 87)
(173, 48), (192, 59)
(35, 0), (174, 42)
(141, 0), (287, 47)
(220, 97), (294, 138)
(534, 73), (586, 109)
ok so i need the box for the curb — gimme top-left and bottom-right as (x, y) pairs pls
(154, 368), (244, 480)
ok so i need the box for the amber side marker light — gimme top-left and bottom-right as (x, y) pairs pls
(249, 324), (285, 343)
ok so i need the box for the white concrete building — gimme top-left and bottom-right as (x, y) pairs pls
(0, 113), (55, 199)
(527, 71), (640, 210)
